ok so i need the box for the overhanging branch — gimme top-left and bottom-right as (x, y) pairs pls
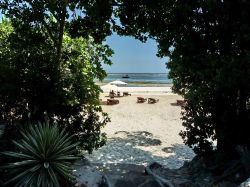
(41, 19), (57, 46)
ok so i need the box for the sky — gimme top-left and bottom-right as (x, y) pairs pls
(103, 34), (168, 73)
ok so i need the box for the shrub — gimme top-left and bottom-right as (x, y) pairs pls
(0, 20), (112, 153)
(2, 122), (79, 187)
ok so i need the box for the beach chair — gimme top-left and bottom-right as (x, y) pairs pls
(176, 99), (186, 106)
(117, 91), (122, 97)
(107, 99), (119, 105)
(148, 98), (159, 104)
(100, 99), (108, 105)
(123, 91), (131, 96)
(137, 97), (147, 103)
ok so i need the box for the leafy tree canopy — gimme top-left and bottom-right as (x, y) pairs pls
(2, 0), (250, 159)
(113, 0), (250, 157)
(0, 19), (112, 153)
(0, 1), (115, 183)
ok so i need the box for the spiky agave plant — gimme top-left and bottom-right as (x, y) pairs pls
(3, 122), (79, 187)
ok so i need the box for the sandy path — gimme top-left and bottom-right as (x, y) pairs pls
(86, 92), (195, 169)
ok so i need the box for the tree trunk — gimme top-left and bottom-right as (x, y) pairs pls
(215, 90), (249, 158)
(56, 0), (68, 66)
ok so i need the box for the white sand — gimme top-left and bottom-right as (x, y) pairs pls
(86, 87), (195, 169)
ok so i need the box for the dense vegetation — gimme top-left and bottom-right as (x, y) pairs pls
(0, 1), (113, 185)
(3, 123), (79, 186)
(113, 0), (250, 159)
(0, 19), (112, 153)
(1, 0), (250, 185)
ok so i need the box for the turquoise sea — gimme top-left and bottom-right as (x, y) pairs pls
(98, 73), (172, 87)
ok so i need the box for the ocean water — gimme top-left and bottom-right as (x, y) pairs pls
(98, 73), (172, 86)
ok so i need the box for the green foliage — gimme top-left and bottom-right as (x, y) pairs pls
(115, 0), (250, 156)
(2, 0), (250, 159)
(58, 34), (112, 151)
(0, 19), (112, 153)
(61, 34), (113, 105)
(2, 122), (79, 187)
(0, 2), (114, 184)
(0, 0), (113, 44)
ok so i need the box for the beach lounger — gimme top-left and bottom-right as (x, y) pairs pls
(137, 97), (147, 103)
(100, 100), (108, 105)
(176, 99), (186, 106)
(123, 91), (131, 96)
(107, 99), (119, 105)
(148, 98), (159, 104)
(117, 91), (122, 97)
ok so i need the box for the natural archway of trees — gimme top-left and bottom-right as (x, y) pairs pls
(113, 1), (250, 158)
(1, 0), (250, 185)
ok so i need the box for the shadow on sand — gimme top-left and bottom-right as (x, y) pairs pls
(86, 131), (195, 169)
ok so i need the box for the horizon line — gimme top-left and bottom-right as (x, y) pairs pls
(106, 72), (168, 74)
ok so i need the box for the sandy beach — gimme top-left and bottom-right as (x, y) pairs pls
(86, 86), (195, 169)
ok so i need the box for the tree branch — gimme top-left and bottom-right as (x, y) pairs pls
(28, 2), (57, 46)
(41, 19), (57, 46)
(50, 10), (60, 23)
(56, 0), (68, 65)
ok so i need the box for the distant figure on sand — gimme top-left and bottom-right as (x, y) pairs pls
(109, 90), (116, 98)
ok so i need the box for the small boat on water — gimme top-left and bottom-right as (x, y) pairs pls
(122, 74), (130, 78)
